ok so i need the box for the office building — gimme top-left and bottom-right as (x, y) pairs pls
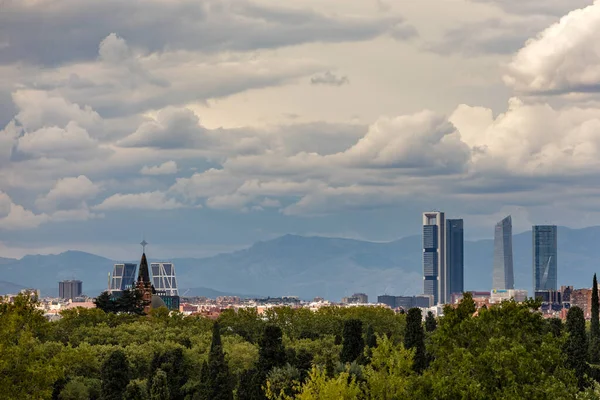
(341, 293), (368, 304)
(59, 280), (83, 300)
(377, 295), (433, 309)
(446, 219), (464, 297)
(490, 289), (527, 303)
(377, 295), (396, 308)
(423, 211), (445, 305)
(533, 225), (558, 291)
(493, 216), (514, 290)
(109, 263), (137, 292)
(151, 262), (179, 296)
(423, 212), (465, 305)
(534, 290), (561, 304)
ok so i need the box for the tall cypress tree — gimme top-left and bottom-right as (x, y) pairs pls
(340, 319), (365, 364)
(100, 349), (130, 400)
(237, 325), (287, 400)
(425, 311), (437, 332)
(404, 308), (427, 372)
(258, 325), (287, 373)
(565, 306), (589, 389)
(198, 322), (233, 400)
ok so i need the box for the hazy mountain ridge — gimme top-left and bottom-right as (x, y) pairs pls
(1, 226), (599, 300)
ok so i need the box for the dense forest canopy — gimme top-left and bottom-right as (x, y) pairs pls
(3, 290), (600, 399)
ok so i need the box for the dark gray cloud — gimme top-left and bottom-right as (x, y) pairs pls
(0, 0), (416, 66)
(310, 71), (349, 86)
(470, 0), (592, 16)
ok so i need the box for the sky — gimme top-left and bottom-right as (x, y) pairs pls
(1, 0), (600, 260)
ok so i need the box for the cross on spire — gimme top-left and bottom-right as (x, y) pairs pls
(140, 239), (148, 253)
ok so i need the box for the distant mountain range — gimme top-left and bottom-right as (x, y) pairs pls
(1, 226), (599, 301)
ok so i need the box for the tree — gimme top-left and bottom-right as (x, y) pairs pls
(149, 347), (187, 400)
(123, 380), (147, 400)
(258, 325), (287, 373)
(566, 306), (590, 389)
(340, 319), (364, 364)
(365, 325), (377, 348)
(425, 311), (437, 333)
(93, 292), (115, 314)
(404, 308), (426, 372)
(59, 379), (90, 400)
(197, 322), (233, 400)
(295, 367), (362, 400)
(150, 369), (170, 400)
(116, 288), (148, 315)
(100, 349), (130, 400)
(592, 274), (600, 363)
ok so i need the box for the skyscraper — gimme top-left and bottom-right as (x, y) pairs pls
(423, 211), (445, 305)
(151, 262), (179, 296)
(109, 263), (137, 292)
(493, 215), (514, 290)
(59, 280), (82, 300)
(446, 219), (464, 296)
(533, 225), (558, 291)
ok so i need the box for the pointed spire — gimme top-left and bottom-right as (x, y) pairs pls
(138, 252), (151, 284)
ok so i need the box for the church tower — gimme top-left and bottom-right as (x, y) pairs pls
(136, 240), (154, 314)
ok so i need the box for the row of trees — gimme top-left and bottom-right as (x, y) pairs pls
(5, 275), (600, 398)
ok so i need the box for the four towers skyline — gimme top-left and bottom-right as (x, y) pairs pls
(423, 211), (559, 305)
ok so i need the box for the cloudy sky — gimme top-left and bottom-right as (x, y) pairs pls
(1, 0), (599, 259)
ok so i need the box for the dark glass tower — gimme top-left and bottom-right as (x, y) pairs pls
(533, 225), (557, 291)
(446, 219), (464, 296)
(423, 212), (445, 305)
(493, 216), (514, 290)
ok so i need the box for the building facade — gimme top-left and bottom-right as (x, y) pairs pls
(150, 262), (179, 296)
(423, 211), (446, 305)
(59, 280), (82, 300)
(493, 215), (514, 290)
(446, 219), (464, 297)
(533, 225), (558, 291)
(109, 263), (137, 292)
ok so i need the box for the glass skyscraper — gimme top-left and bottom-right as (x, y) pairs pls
(109, 263), (137, 292)
(493, 216), (514, 290)
(446, 219), (464, 296)
(533, 225), (557, 291)
(423, 211), (445, 305)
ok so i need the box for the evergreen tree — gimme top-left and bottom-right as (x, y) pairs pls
(197, 322), (233, 400)
(365, 325), (377, 348)
(404, 308), (426, 373)
(150, 369), (170, 400)
(149, 348), (187, 400)
(425, 311), (437, 332)
(340, 319), (365, 364)
(548, 317), (563, 338)
(116, 288), (147, 315)
(100, 349), (130, 400)
(565, 306), (589, 389)
(258, 325), (287, 373)
(236, 368), (264, 400)
(592, 274), (600, 363)
(93, 292), (115, 313)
